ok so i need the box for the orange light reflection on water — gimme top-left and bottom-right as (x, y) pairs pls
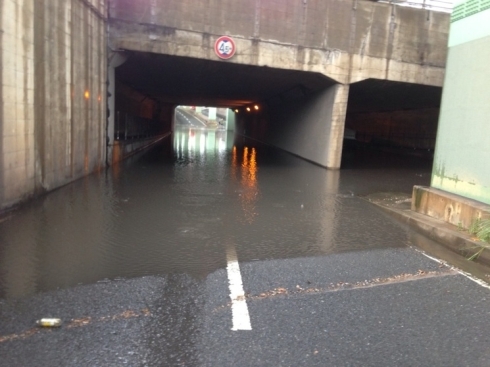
(239, 146), (258, 224)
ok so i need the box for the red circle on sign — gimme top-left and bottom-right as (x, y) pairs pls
(214, 36), (236, 60)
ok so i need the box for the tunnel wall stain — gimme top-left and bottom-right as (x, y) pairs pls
(0, 0), (107, 210)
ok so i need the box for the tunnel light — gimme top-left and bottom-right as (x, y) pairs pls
(84, 90), (90, 99)
(246, 107), (251, 112)
(254, 105), (259, 111)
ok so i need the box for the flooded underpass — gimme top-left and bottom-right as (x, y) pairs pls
(0, 127), (433, 300)
(5, 127), (490, 367)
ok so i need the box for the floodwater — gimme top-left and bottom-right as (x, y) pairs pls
(0, 127), (433, 299)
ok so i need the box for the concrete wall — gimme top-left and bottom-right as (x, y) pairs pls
(236, 84), (349, 168)
(109, 0), (449, 87)
(431, 3), (490, 205)
(0, 0), (107, 210)
(412, 186), (490, 229)
(346, 108), (439, 149)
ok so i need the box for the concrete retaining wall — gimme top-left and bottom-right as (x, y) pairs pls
(412, 185), (490, 228)
(0, 0), (107, 210)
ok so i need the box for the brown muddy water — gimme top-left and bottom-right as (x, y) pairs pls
(0, 127), (433, 299)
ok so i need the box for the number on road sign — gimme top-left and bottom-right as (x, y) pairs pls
(215, 36), (236, 60)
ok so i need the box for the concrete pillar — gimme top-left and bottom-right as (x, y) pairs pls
(226, 109), (236, 131)
(208, 107), (217, 121)
(107, 51), (128, 165)
(247, 83), (349, 169)
(325, 84), (349, 169)
(206, 130), (216, 154)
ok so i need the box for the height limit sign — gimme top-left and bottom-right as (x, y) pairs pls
(214, 36), (236, 60)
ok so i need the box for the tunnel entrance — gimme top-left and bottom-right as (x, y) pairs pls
(174, 106), (231, 131)
(111, 51), (443, 168)
(345, 79), (443, 158)
(111, 50), (337, 165)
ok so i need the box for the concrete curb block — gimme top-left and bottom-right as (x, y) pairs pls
(369, 201), (490, 268)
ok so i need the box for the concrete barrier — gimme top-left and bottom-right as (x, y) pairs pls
(412, 185), (490, 229)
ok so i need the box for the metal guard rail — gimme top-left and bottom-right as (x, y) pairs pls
(374, 0), (454, 12)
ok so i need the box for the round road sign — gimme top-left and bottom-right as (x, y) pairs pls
(214, 36), (236, 60)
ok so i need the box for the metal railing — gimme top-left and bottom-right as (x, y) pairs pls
(452, 0), (490, 22)
(115, 112), (164, 141)
(375, 0), (454, 12)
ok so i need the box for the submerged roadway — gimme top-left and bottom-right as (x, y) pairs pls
(1, 127), (490, 366)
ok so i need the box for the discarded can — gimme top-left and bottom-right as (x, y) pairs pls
(36, 318), (62, 328)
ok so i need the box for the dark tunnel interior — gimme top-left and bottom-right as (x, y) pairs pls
(346, 80), (442, 153)
(115, 51), (335, 108)
(114, 51), (443, 158)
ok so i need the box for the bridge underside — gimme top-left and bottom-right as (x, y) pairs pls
(116, 52), (334, 108)
(114, 51), (442, 168)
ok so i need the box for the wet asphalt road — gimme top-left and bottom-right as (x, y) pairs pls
(1, 125), (490, 366)
(175, 109), (208, 128)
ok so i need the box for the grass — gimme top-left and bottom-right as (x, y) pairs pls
(466, 218), (490, 261)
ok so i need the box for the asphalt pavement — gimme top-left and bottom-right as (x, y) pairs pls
(175, 109), (208, 128)
(2, 134), (490, 366)
(2, 245), (490, 366)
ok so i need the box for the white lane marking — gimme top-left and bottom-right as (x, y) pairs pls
(179, 110), (207, 127)
(419, 251), (490, 290)
(192, 116), (207, 127)
(226, 245), (252, 331)
(456, 269), (490, 290)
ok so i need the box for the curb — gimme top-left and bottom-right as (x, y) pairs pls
(366, 197), (490, 268)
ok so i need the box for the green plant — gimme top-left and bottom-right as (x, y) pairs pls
(466, 218), (490, 261)
(477, 219), (490, 243)
(467, 246), (485, 261)
(469, 218), (482, 236)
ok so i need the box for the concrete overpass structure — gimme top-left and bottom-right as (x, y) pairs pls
(0, 0), (450, 209)
(109, 0), (449, 168)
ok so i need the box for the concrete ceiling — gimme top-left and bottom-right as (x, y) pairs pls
(115, 51), (335, 108)
(115, 51), (443, 113)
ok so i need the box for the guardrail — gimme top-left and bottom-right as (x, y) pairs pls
(115, 112), (165, 141)
(375, 0), (454, 13)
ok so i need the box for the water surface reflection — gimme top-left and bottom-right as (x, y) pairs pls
(0, 128), (432, 299)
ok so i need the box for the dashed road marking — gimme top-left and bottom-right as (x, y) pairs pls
(226, 245), (252, 331)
